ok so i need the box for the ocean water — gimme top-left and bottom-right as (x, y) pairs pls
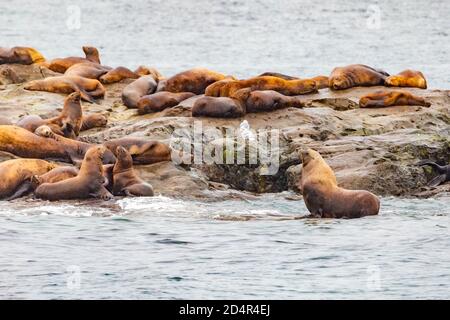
(1, 0), (450, 299)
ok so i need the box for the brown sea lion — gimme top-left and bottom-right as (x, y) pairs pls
(158, 68), (230, 94)
(258, 72), (298, 80)
(17, 92), (83, 138)
(44, 46), (100, 73)
(233, 89), (305, 112)
(311, 76), (329, 89)
(385, 70), (427, 89)
(122, 75), (159, 109)
(111, 146), (154, 197)
(31, 166), (80, 189)
(359, 90), (430, 108)
(417, 160), (450, 187)
(99, 66), (140, 84)
(0, 116), (12, 125)
(300, 148), (380, 218)
(204, 78), (238, 97)
(206, 76), (318, 97)
(329, 64), (389, 90)
(137, 92), (195, 114)
(134, 66), (163, 81)
(0, 47), (46, 65)
(103, 138), (171, 165)
(0, 159), (58, 200)
(80, 113), (108, 131)
(0, 66), (23, 84)
(257, 73), (329, 89)
(24, 76), (105, 103)
(64, 62), (111, 79)
(34, 146), (113, 201)
(192, 96), (246, 118)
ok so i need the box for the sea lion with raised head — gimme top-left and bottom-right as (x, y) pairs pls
(122, 75), (159, 109)
(111, 146), (154, 197)
(34, 146), (113, 201)
(24, 75), (105, 103)
(418, 160), (450, 187)
(359, 90), (430, 108)
(300, 148), (380, 218)
(103, 138), (171, 165)
(80, 113), (108, 131)
(44, 46), (100, 73)
(17, 92), (83, 138)
(385, 70), (427, 89)
(192, 96), (246, 118)
(0, 47), (46, 65)
(137, 92), (195, 114)
(329, 64), (389, 90)
(0, 159), (58, 200)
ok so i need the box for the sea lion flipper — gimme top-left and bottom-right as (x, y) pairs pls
(428, 174), (446, 187)
(4, 181), (33, 200)
(77, 88), (95, 103)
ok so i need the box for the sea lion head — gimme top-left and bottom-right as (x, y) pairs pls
(67, 91), (81, 103)
(329, 75), (351, 90)
(35, 125), (56, 139)
(82, 46), (99, 57)
(23, 80), (41, 91)
(113, 146), (133, 172)
(300, 148), (319, 167)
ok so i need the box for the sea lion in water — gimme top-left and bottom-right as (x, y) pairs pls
(44, 46), (100, 73)
(300, 148), (380, 218)
(385, 70), (427, 89)
(192, 96), (246, 118)
(0, 47), (46, 65)
(111, 146), (154, 197)
(34, 146), (113, 201)
(233, 89), (305, 112)
(122, 75), (159, 109)
(137, 92), (195, 114)
(329, 64), (389, 90)
(206, 76), (318, 97)
(0, 159), (58, 200)
(24, 76), (105, 103)
(80, 113), (108, 131)
(359, 90), (430, 108)
(158, 68), (230, 95)
(418, 160), (450, 187)
(17, 92), (83, 138)
(103, 138), (171, 165)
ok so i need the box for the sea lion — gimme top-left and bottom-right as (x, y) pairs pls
(111, 146), (154, 197)
(34, 146), (113, 201)
(31, 166), (80, 189)
(103, 138), (171, 165)
(359, 90), (430, 108)
(80, 113), (108, 131)
(311, 76), (329, 89)
(137, 92), (195, 114)
(122, 75), (159, 109)
(329, 64), (389, 90)
(206, 76), (318, 97)
(99, 66), (141, 84)
(0, 159), (58, 200)
(258, 72), (298, 80)
(17, 92), (83, 138)
(44, 46), (100, 73)
(418, 160), (450, 187)
(24, 76), (105, 103)
(0, 116), (12, 125)
(64, 62), (111, 79)
(158, 68), (230, 94)
(0, 66), (23, 84)
(204, 78), (238, 97)
(234, 89), (305, 112)
(33, 125), (115, 164)
(192, 96), (246, 118)
(300, 148), (380, 218)
(0, 47), (46, 65)
(134, 66), (163, 81)
(257, 73), (329, 89)
(385, 70), (427, 89)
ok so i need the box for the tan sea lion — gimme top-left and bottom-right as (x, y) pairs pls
(31, 166), (80, 189)
(0, 159), (58, 200)
(257, 73), (329, 89)
(137, 92), (195, 114)
(158, 68), (230, 94)
(44, 46), (100, 73)
(0, 66), (23, 84)
(103, 138), (171, 165)
(17, 92), (83, 138)
(64, 62), (111, 79)
(99, 66), (140, 84)
(204, 78), (238, 97)
(311, 76), (329, 89)
(206, 76), (318, 97)
(233, 89), (305, 112)
(385, 70), (427, 89)
(34, 146), (113, 201)
(111, 146), (154, 197)
(134, 66), (163, 81)
(329, 64), (389, 90)
(122, 75), (159, 109)
(359, 90), (430, 108)
(300, 148), (380, 218)
(24, 76), (105, 103)
(80, 113), (108, 131)
(258, 72), (298, 80)
(192, 96), (246, 118)
(0, 47), (46, 65)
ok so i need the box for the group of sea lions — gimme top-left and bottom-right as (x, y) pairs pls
(1, 45), (447, 218)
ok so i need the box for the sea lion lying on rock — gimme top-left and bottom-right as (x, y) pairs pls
(80, 113), (108, 131)
(257, 73), (329, 89)
(0, 47), (46, 65)
(122, 75), (159, 109)
(17, 92), (83, 138)
(24, 75), (105, 103)
(385, 70), (427, 89)
(137, 92), (195, 114)
(0, 159), (58, 200)
(359, 90), (430, 108)
(232, 89), (305, 112)
(103, 138), (171, 165)
(34, 146), (113, 201)
(300, 148), (380, 218)
(192, 96), (246, 118)
(64, 62), (111, 79)
(43, 46), (100, 73)
(418, 160), (450, 187)
(329, 64), (389, 90)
